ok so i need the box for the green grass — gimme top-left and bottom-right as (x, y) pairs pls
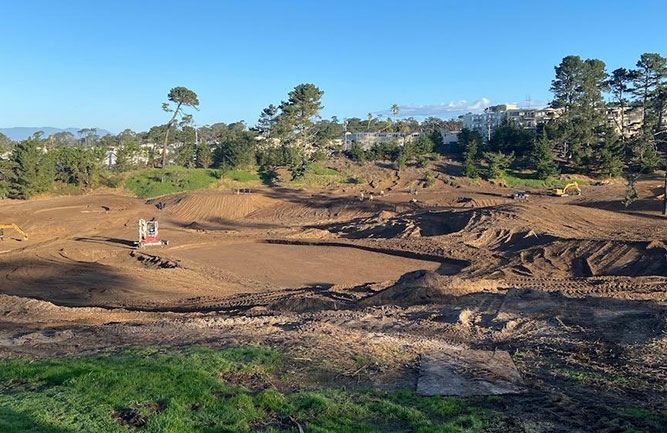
(0, 346), (499, 433)
(125, 166), (221, 198)
(553, 368), (660, 392)
(221, 169), (260, 183)
(499, 170), (587, 189)
(287, 163), (343, 187)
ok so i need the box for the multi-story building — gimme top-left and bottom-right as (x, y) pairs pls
(342, 132), (420, 151)
(440, 130), (460, 146)
(463, 104), (561, 139)
(605, 106), (644, 138)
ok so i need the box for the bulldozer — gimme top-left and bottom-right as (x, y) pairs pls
(553, 182), (581, 197)
(0, 224), (28, 241)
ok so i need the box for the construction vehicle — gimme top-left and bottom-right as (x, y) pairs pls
(136, 219), (168, 248)
(0, 224), (28, 241)
(553, 182), (581, 197)
(510, 191), (529, 200)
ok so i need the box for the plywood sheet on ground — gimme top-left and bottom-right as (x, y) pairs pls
(417, 349), (524, 396)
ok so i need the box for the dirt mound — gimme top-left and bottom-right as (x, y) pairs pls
(505, 238), (667, 278)
(160, 190), (278, 222)
(322, 209), (476, 239)
(360, 271), (501, 306)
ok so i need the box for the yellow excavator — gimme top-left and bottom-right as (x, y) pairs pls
(553, 182), (581, 197)
(0, 224), (28, 241)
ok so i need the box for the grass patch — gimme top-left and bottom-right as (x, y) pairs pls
(125, 166), (220, 198)
(287, 163), (343, 187)
(221, 169), (260, 183)
(498, 170), (589, 189)
(0, 345), (500, 433)
(618, 408), (667, 431)
(553, 368), (658, 392)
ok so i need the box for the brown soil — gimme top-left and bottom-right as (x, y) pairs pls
(1, 165), (666, 431)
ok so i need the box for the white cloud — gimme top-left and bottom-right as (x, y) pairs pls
(375, 98), (549, 119)
(375, 98), (492, 118)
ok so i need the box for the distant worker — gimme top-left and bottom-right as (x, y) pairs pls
(380, 190), (385, 196)
(368, 194), (374, 201)
(360, 192), (365, 201)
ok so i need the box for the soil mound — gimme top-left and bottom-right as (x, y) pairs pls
(360, 271), (501, 306)
(160, 190), (278, 222)
(322, 209), (476, 239)
(506, 238), (667, 278)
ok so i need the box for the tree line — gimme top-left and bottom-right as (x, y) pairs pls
(1, 52), (664, 205)
(456, 52), (666, 209)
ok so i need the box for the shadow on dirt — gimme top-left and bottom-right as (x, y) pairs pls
(576, 199), (667, 221)
(73, 236), (136, 247)
(401, 287), (666, 345)
(170, 218), (283, 231)
(0, 257), (135, 307)
(314, 209), (475, 239)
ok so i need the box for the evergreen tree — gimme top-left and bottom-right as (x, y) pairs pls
(0, 160), (16, 198)
(550, 56), (608, 170)
(173, 142), (195, 167)
(213, 129), (255, 169)
(463, 135), (479, 178)
(596, 130), (624, 178)
(196, 143), (213, 168)
(346, 142), (366, 163)
(483, 151), (514, 179)
(531, 133), (559, 179)
(115, 139), (141, 172)
(629, 131), (659, 173)
(53, 147), (101, 187)
(9, 136), (55, 198)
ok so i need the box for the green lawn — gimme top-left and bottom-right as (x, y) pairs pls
(287, 163), (343, 187)
(125, 167), (221, 198)
(221, 169), (260, 183)
(0, 346), (501, 433)
(500, 170), (588, 189)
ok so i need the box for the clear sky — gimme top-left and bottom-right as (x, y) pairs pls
(2, 0), (666, 133)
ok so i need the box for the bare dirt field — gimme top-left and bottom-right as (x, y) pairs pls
(1, 165), (666, 431)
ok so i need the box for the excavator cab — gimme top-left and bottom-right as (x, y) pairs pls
(553, 182), (581, 197)
(137, 219), (168, 248)
(0, 224), (28, 241)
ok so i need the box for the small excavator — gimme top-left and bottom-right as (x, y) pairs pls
(136, 219), (168, 248)
(553, 182), (581, 197)
(0, 224), (28, 241)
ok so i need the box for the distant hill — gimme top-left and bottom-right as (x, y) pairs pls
(0, 127), (113, 141)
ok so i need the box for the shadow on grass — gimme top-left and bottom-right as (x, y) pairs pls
(0, 407), (73, 433)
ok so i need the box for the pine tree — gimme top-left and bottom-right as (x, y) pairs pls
(9, 136), (55, 198)
(597, 131), (624, 178)
(463, 136), (479, 178)
(531, 133), (559, 179)
(550, 56), (608, 171)
(196, 143), (213, 168)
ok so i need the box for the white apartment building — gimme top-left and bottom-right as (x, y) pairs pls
(463, 104), (561, 139)
(342, 132), (420, 151)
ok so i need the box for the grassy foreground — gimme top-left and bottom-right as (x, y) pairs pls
(0, 346), (499, 433)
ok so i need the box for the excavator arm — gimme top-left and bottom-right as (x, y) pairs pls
(553, 182), (581, 197)
(0, 224), (28, 240)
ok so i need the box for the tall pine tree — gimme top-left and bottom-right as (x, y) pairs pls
(531, 132), (559, 179)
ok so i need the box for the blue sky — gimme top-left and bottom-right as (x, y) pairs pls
(1, 0), (666, 133)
